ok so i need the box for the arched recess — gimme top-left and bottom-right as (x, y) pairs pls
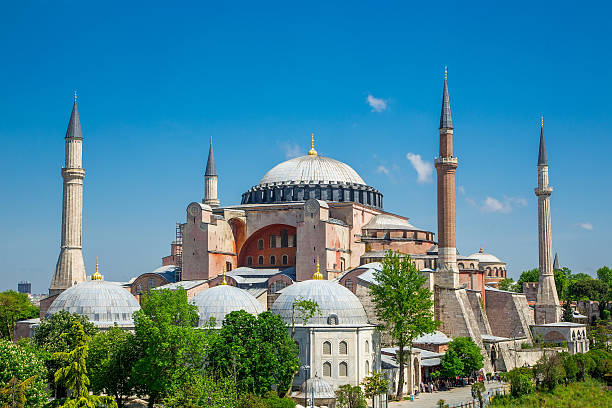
(228, 218), (247, 255)
(238, 224), (297, 268)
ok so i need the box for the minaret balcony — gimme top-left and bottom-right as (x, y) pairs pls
(61, 168), (85, 179)
(434, 157), (458, 167)
(534, 186), (553, 196)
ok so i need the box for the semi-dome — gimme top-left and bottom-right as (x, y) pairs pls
(259, 155), (366, 186)
(242, 151), (383, 209)
(271, 279), (368, 326)
(46, 280), (140, 328)
(191, 284), (264, 327)
(363, 213), (417, 230)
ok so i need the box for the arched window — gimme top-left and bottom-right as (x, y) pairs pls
(270, 255), (276, 265)
(282, 255), (288, 265)
(458, 263), (464, 269)
(247, 256), (253, 266)
(339, 341), (348, 355)
(270, 235), (277, 248)
(258, 239), (264, 250)
(258, 256), (264, 265)
(365, 360), (370, 375)
(323, 362), (331, 377)
(470, 263), (475, 269)
(339, 362), (348, 377)
(323, 341), (331, 354)
(365, 340), (369, 353)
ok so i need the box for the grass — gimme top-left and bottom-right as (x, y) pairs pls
(490, 379), (611, 407)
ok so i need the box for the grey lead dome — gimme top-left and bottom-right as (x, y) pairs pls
(271, 279), (368, 326)
(258, 155), (366, 186)
(46, 280), (141, 328)
(191, 284), (264, 327)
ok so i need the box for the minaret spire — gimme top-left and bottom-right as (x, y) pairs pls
(440, 66), (453, 130)
(534, 118), (560, 323)
(203, 137), (220, 208)
(50, 95), (87, 296)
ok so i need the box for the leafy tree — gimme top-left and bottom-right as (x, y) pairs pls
(290, 297), (320, 338)
(586, 349), (612, 380)
(505, 367), (534, 397)
(517, 269), (539, 292)
(559, 352), (578, 384)
(336, 384), (366, 408)
(88, 326), (136, 407)
(446, 337), (484, 377)
(162, 373), (238, 408)
(0, 290), (39, 340)
(471, 382), (485, 407)
(33, 310), (97, 354)
(568, 279), (609, 317)
(370, 250), (439, 399)
(440, 349), (464, 379)
(498, 278), (518, 292)
(573, 353), (595, 381)
(569, 273), (592, 283)
(562, 301), (574, 322)
(207, 311), (299, 397)
(131, 288), (207, 408)
(588, 322), (611, 351)
(597, 266), (612, 288)
(534, 352), (565, 391)
(0, 339), (48, 407)
(51, 322), (117, 408)
(361, 371), (389, 407)
(554, 269), (570, 300)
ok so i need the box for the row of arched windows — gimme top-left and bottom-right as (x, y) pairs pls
(247, 254), (292, 266)
(322, 361), (348, 377)
(322, 340), (348, 355)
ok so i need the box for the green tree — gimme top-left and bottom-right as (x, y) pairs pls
(0, 291), (39, 340)
(562, 301), (574, 322)
(573, 353), (595, 381)
(88, 326), (136, 407)
(131, 288), (206, 408)
(291, 297), (321, 338)
(0, 339), (48, 407)
(505, 367), (534, 397)
(588, 322), (611, 351)
(534, 352), (565, 391)
(336, 384), (366, 408)
(471, 382), (485, 407)
(446, 337), (484, 377)
(162, 373), (238, 408)
(568, 279), (609, 317)
(554, 269), (570, 300)
(207, 310), (299, 397)
(498, 278), (518, 292)
(597, 266), (612, 287)
(440, 349), (464, 379)
(370, 250), (439, 399)
(559, 352), (578, 384)
(52, 322), (117, 408)
(517, 269), (539, 292)
(361, 371), (389, 407)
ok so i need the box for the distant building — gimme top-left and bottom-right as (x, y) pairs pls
(17, 281), (31, 294)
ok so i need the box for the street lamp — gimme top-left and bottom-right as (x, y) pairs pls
(301, 365), (311, 408)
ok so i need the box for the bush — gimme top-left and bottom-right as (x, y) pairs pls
(586, 349), (612, 379)
(0, 339), (49, 407)
(505, 367), (534, 397)
(560, 352), (578, 384)
(573, 353), (595, 381)
(336, 384), (367, 408)
(235, 392), (296, 408)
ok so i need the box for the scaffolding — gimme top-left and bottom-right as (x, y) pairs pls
(174, 222), (183, 281)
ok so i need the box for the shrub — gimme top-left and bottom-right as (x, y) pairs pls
(0, 339), (49, 407)
(505, 367), (534, 397)
(586, 349), (612, 379)
(336, 384), (367, 408)
(560, 352), (578, 384)
(573, 353), (595, 381)
(534, 352), (565, 391)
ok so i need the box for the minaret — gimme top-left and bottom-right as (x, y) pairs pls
(435, 67), (459, 288)
(534, 117), (560, 324)
(203, 137), (220, 208)
(50, 93), (87, 296)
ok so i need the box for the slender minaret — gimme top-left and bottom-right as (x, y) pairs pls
(50, 93), (87, 296)
(203, 137), (220, 208)
(534, 117), (560, 324)
(435, 67), (459, 288)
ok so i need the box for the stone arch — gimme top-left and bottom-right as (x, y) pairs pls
(228, 217), (247, 255)
(238, 224), (297, 267)
(543, 330), (565, 342)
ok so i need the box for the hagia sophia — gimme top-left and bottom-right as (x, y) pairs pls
(21, 70), (590, 397)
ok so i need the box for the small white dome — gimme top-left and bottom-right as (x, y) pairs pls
(258, 155), (366, 186)
(46, 281), (140, 328)
(363, 213), (417, 230)
(191, 285), (264, 327)
(468, 250), (502, 263)
(301, 376), (335, 399)
(271, 280), (368, 326)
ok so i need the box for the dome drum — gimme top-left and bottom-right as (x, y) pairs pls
(242, 182), (383, 209)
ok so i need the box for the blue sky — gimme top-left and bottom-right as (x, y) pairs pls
(1, 1), (610, 293)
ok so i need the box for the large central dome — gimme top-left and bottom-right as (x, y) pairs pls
(241, 148), (383, 209)
(258, 155), (366, 186)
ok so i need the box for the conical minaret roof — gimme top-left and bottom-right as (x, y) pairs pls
(538, 117), (548, 166)
(439, 67), (453, 129)
(65, 92), (83, 139)
(553, 253), (560, 270)
(205, 138), (217, 176)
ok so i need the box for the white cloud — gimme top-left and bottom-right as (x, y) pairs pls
(281, 142), (302, 159)
(376, 165), (390, 175)
(458, 185), (466, 195)
(578, 222), (594, 230)
(366, 94), (388, 112)
(406, 153), (433, 183)
(480, 196), (527, 213)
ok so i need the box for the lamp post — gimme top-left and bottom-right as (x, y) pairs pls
(301, 365), (311, 407)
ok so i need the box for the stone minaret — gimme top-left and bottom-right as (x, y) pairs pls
(203, 138), (220, 208)
(534, 118), (560, 324)
(435, 67), (459, 288)
(50, 94), (86, 296)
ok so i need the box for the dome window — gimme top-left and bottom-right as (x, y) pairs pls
(327, 314), (339, 325)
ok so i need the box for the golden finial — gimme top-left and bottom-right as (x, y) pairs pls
(308, 133), (318, 156)
(92, 256), (102, 280)
(74, 91), (77, 103)
(444, 66), (447, 81)
(313, 257), (324, 280)
(479, 243), (483, 253)
(221, 266), (227, 285)
(541, 116), (544, 128)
